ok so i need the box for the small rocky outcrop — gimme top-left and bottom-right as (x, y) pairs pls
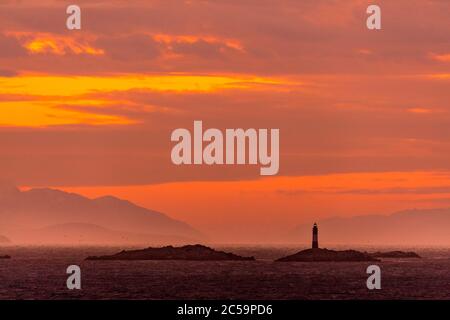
(0, 255), (11, 259)
(370, 251), (421, 258)
(276, 248), (379, 262)
(86, 244), (255, 261)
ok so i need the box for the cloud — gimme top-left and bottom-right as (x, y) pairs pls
(0, 69), (17, 77)
(0, 100), (133, 127)
(430, 53), (450, 62)
(335, 186), (450, 195)
(0, 0), (449, 75)
(0, 73), (295, 128)
(7, 32), (104, 56)
(1, 0), (450, 187)
(152, 33), (245, 60)
(95, 34), (159, 60)
(0, 74), (291, 96)
(0, 34), (27, 58)
(407, 108), (433, 114)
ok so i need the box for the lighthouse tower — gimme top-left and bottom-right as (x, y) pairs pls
(312, 223), (319, 249)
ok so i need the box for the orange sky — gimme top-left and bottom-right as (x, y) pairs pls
(61, 171), (450, 242)
(2, 0), (450, 242)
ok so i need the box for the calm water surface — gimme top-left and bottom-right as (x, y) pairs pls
(0, 245), (449, 299)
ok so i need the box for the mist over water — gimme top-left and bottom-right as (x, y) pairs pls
(0, 245), (449, 300)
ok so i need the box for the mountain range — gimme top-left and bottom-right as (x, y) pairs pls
(1, 184), (449, 245)
(0, 185), (202, 245)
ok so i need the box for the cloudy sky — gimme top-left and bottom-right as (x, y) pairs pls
(1, 0), (450, 242)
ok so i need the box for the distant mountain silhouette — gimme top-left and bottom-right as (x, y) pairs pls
(0, 185), (202, 245)
(0, 235), (9, 243)
(16, 223), (198, 245)
(292, 208), (450, 245)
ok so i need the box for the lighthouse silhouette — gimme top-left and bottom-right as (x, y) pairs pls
(312, 223), (319, 249)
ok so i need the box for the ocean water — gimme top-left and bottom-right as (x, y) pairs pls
(0, 245), (449, 300)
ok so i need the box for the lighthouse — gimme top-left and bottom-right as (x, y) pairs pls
(312, 223), (319, 249)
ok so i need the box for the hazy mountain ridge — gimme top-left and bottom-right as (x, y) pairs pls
(0, 186), (201, 244)
(293, 208), (450, 245)
(15, 223), (197, 245)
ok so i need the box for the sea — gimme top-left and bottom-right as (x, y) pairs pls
(0, 245), (449, 300)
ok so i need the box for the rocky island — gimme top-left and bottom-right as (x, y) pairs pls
(278, 223), (422, 262)
(276, 248), (379, 262)
(0, 255), (11, 259)
(277, 224), (379, 262)
(86, 244), (255, 261)
(370, 251), (421, 258)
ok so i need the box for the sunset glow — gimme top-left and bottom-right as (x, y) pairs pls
(1, 0), (450, 243)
